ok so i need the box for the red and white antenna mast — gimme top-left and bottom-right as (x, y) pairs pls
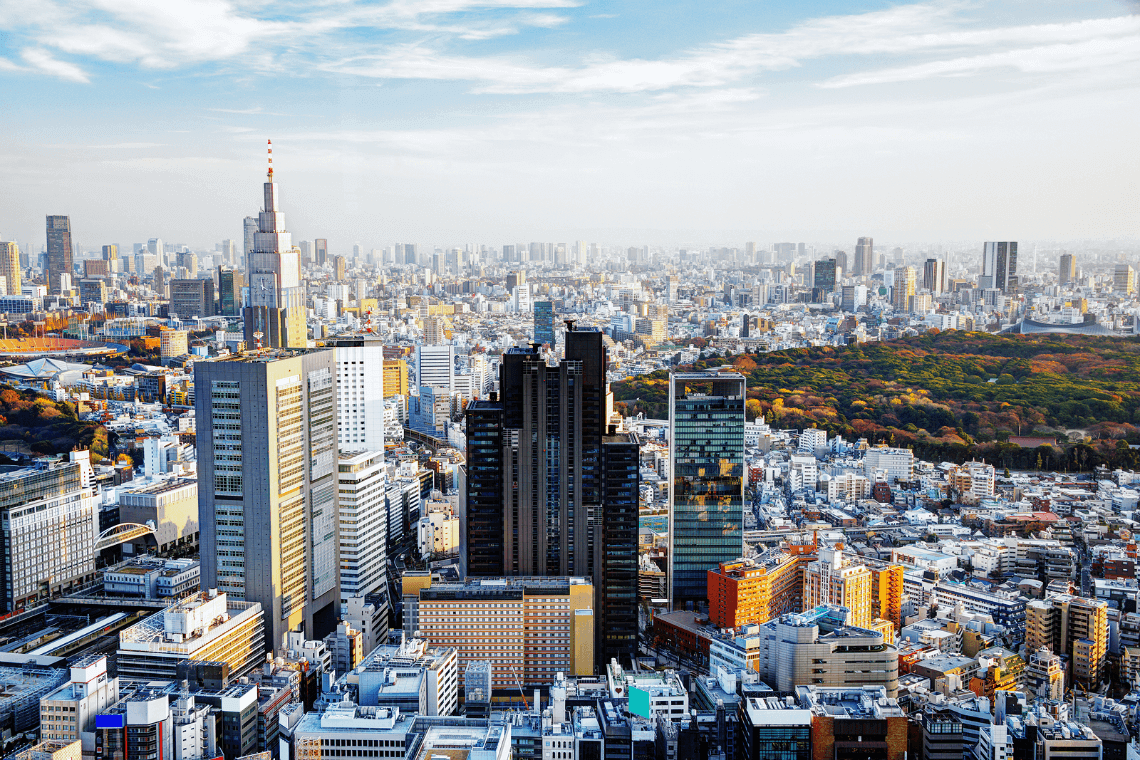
(267, 139), (273, 180)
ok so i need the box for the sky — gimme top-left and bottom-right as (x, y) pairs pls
(0, 0), (1138, 252)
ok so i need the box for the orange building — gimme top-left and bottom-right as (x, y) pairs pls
(707, 541), (816, 629)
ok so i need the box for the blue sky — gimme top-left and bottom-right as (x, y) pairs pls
(0, 0), (1137, 252)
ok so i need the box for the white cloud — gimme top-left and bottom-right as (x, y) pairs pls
(21, 47), (89, 82)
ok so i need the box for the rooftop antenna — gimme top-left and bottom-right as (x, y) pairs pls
(267, 139), (273, 181)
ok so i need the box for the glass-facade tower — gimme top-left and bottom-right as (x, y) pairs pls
(668, 369), (745, 610)
(534, 300), (555, 346)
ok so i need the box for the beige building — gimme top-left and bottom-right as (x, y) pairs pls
(1026, 595), (1108, 690)
(410, 576), (594, 696)
(15, 741), (81, 760)
(117, 477), (199, 556)
(117, 591), (265, 681)
(0, 242), (22, 297)
(159, 329), (189, 360)
(804, 545), (873, 629)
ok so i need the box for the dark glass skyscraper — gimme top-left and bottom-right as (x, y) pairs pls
(464, 323), (640, 665)
(814, 258), (837, 291)
(668, 368), (745, 610)
(534, 300), (555, 346)
(46, 215), (73, 294)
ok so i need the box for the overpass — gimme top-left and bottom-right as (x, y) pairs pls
(743, 524), (924, 544)
(403, 427), (461, 457)
(53, 596), (171, 610)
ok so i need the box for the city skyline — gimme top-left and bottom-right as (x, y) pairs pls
(0, 1), (1137, 246)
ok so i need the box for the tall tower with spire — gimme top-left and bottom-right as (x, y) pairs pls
(243, 140), (307, 349)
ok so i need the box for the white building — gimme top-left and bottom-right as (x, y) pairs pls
(337, 451), (389, 603)
(820, 472), (871, 502)
(864, 447), (915, 484)
(0, 451), (97, 612)
(415, 345), (454, 393)
(334, 338), (386, 453)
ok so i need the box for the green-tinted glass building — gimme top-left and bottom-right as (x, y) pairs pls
(668, 368), (745, 610)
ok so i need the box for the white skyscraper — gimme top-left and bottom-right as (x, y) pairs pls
(337, 450), (389, 603)
(331, 337), (386, 452)
(243, 140), (307, 349)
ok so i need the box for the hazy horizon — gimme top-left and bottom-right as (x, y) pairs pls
(2, 0), (1138, 251)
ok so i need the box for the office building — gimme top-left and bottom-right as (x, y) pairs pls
(706, 547), (814, 629)
(463, 325), (640, 663)
(117, 477), (199, 555)
(841, 284), (867, 312)
(668, 368), (745, 610)
(982, 241), (1018, 294)
(218, 267), (244, 316)
(355, 636), (457, 716)
(117, 591), (265, 680)
(813, 258), (837, 291)
(1025, 595), (1108, 690)
(169, 278), (214, 319)
(1114, 263), (1135, 295)
(411, 576), (594, 694)
(38, 656), (119, 751)
(923, 257), (946, 295)
(415, 345), (454, 392)
(533, 301), (555, 346)
(931, 582), (1026, 643)
(803, 545), (873, 629)
(1059, 253), (1075, 285)
(243, 147), (307, 349)
(0, 451), (97, 612)
(337, 451), (388, 603)
(0, 241), (21, 297)
(195, 349), (340, 650)
(331, 337), (386, 452)
(78, 279), (107, 307)
(854, 236), (873, 276)
(383, 359), (409, 398)
(891, 266), (916, 311)
(755, 606), (899, 696)
(103, 558), (199, 599)
(159, 328), (189, 360)
(46, 216), (74, 294)
(313, 238), (328, 267)
(333, 255), (347, 281)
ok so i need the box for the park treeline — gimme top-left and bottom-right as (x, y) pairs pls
(0, 388), (110, 461)
(612, 331), (1140, 472)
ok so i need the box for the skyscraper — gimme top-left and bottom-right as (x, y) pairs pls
(218, 267), (245, 317)
(891, 266), (917, 311)
(982, 242), (1018, 294)
(315, 238), (328, 267)
(195, 349), (340, 650)
(533, 301), (554, 346)
(463, 324), (640, 664)
(813, 258), (837, 291)
(416, 345), (455, 392)
(668, 368), (745, 610)
(330, 336), (386, 453)
(1058, 253), (1075, 285)
(170, 278), (215, 319)
(243, 142), (307, 349)
(803, 544), (872, 629)
(854, 237), (873, 277)
(922, 258), (946, 295)
(0, 241), (21, 297)
(1113, 263), (1135, 295)
(46, 215), (73, 294)
(243, 217), (257, 264)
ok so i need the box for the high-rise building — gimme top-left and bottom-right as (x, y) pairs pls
(336, 451), (388, 603)
(78, 279), (107, 307)
(333, 255), (347, 281)
(46, 215), (74, 294)
(533, 300), (555, 346)
(218, 267), (244, 317)
(195, 349), (341, 651)
(314, 238), (328, 267)
(383, 359), (409, 398)
(1113, 263), (1135, 295)
(891, 266), (917, 311)
(415, 345), (454, 392)
(0, 451), (97, 612)
(923, 258), (946, 295)
(706, 549), (815, 629)
(854, 237), (873, 277)
(330, 337), (386, 452)
(813, 258), (837, 291)
(404, 243), (417, 265)
(803, 545), (873, 629)
(422, 316), (446, 345)
(243, 217), (257, 263)
(982, 242), (1018, 294)
(169, 278), (214, 319)
(0, 242), (21, 297)
(463, 325), (640, 663)
(243, 145), (307, 349)
(668, 368), (745, 610)
(1058, 253), (1075, 285)
(410, 576), (594, 694)
(39, 655), (120, 748)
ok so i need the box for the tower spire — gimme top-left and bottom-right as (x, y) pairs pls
(267, 139), (273, 181)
